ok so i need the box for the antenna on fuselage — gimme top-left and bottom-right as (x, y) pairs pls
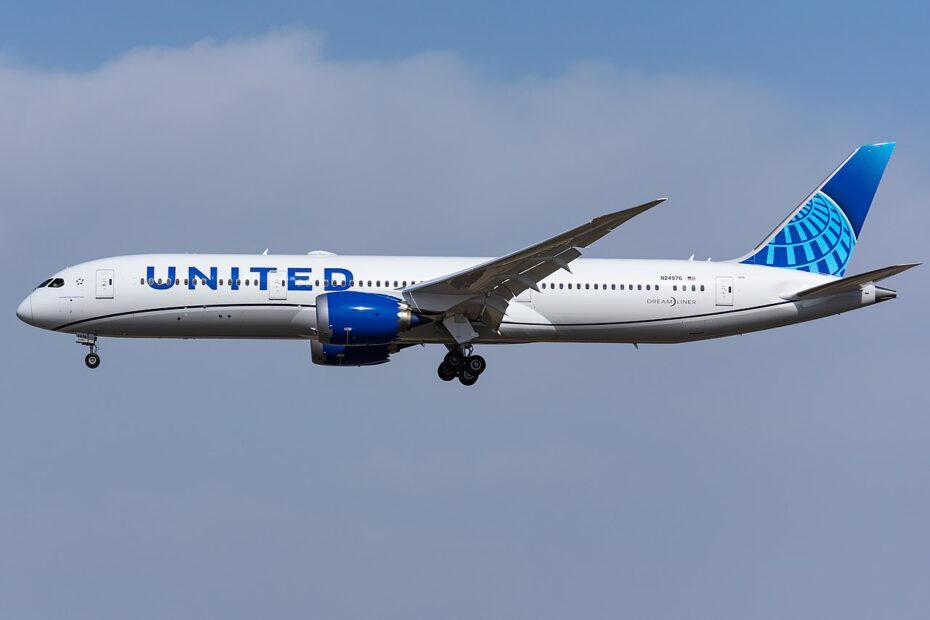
(262, 248), (269, 255)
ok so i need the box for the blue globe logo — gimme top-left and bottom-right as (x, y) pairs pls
(744, 191), (855, 276)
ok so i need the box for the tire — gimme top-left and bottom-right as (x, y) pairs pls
(466, 355), (486, 375)
(85, 353), (100, 369)
(444, 350), (465, 369)
(437, 363), (458, 382)
(459, 369), (478, 386)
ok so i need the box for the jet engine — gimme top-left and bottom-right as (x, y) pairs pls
(315, 291), (429, 346)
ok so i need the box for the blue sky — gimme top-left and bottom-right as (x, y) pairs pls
(1, 3), (928, 619)
(4, 1), (929, 102)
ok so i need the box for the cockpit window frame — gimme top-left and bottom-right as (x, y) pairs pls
(35, 278), (53, 289)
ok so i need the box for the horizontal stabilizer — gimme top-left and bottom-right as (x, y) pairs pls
(791, 263), (920, 300)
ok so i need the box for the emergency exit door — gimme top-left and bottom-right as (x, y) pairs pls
(716, 276), (733, 306)
(269, 271), (287, 300)
(96, 269), (114, 299)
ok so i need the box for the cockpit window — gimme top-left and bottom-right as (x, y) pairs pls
(35, 279), (53, 289)
(48, 278), (65, 288)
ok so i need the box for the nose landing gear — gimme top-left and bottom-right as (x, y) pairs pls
(77, 333), (101, 369)
(437, 345), (486, 386)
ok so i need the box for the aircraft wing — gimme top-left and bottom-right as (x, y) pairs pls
(403, 198), (666, 335)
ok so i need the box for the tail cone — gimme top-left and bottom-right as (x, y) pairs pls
(875, 286), (897, 302)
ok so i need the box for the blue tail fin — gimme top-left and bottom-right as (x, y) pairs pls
(738, 142), (895, 276)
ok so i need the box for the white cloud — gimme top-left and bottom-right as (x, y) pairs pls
(0, 29), (923, 267)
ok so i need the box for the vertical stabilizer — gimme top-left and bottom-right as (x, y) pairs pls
(737, 142), (894, 276)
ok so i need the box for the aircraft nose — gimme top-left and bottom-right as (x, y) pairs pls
(16, 295), (33, 325)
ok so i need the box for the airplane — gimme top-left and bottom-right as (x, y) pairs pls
(16, 142), (917, 386)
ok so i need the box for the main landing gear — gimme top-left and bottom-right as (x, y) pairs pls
(77, 333), (101, 369)
(437, 345), (486, 386)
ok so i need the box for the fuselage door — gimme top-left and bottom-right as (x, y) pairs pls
(716, 276), (734, 306)
(96, 269), (115, 299)
(269, 271), (287, 300)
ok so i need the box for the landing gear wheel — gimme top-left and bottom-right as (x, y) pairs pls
(77, 334), (101, 369)
(459, 369), (479, 386)
(465, 355), (486, 375)
(444, 350), (466, 370)
(437, 363), (458, 382)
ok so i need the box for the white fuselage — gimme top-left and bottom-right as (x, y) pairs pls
(18, 254), (880, 345)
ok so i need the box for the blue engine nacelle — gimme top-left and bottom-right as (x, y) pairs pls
(310, 341), (391, 366)
(315, 291), (430, 346)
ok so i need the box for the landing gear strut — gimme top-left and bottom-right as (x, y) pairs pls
(437, 345), (486, 386)
(77, 333), (101, 369)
